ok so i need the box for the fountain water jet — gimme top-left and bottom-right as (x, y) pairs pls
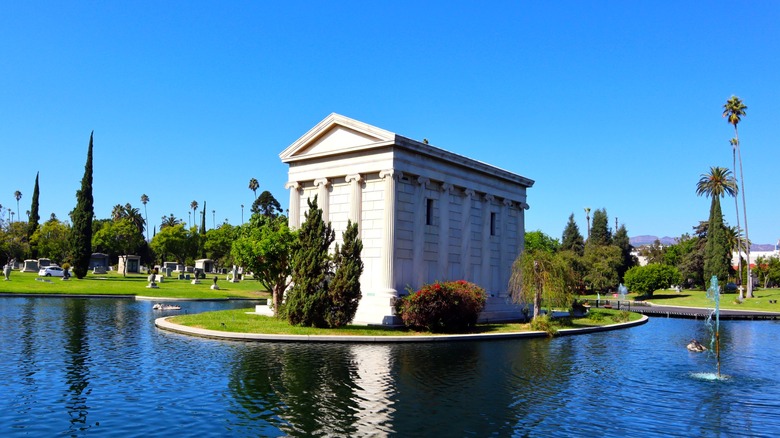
(705, 275), (722, 378)
(618, 283), (627, 301)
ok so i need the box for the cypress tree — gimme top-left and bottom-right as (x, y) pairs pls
(200, 200), (207, 234)
(703, 196), (730, 286)
(70, 132), (94, 278)
(326, 220), (364, 327)
(284, 196), (334, 327)
(27, 172), (41, 257)
(561, 213), (585, 256)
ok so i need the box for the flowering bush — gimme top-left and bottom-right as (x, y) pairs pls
(395, 280), (487, 333)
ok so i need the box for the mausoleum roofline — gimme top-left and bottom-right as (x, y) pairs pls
(279, 113), (534, 188)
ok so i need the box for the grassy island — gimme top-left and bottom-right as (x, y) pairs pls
(167, 307), (643, 337)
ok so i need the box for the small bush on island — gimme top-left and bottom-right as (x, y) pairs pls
(395, 280), (487, 333)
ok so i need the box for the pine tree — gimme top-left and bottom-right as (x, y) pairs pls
(27, 172), (41, 258)
(588, 208), (611, 246)
(283, 196), (334, 327)
(70, 132), (95, 278)
(613, 224), (636, 281)
(326, 220), (364, 327)
(561, 213), (584, 256)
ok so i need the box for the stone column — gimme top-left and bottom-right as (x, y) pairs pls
(518, 201), (529, 254)
(414, 176), (430, 287)
(314, 178), (330, 222)
(285, 181), (301, 229)
(481, 194), (494, 292)
(379, 170), (400, 294)
(438, 183), (452, 279)
(346, 174), (362, 235)
(460, 189), (474, 280)
(500, 198), (514, 298)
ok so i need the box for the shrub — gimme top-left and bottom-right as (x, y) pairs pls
(395, 280), (487, 333)
(588, 311), (605, 322)
(624, 263), (682, 297)
(530, 314), (557, 336)
(614, 310), (631, 323)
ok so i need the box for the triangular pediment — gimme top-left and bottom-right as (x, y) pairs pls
(280, 113), (396, 162)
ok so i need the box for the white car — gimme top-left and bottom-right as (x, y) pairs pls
(39, 266), (65, 277)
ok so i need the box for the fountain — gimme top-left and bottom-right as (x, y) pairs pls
(705, 275), (722, 378)
(618, 283), (627, 301)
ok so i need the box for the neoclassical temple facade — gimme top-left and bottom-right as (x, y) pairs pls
(280, 114), (534, 325)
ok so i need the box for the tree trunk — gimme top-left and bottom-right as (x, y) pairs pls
(732, 144), (743, 300)
(735, 129), (752, 298)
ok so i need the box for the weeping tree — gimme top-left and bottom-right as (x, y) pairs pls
(509, 248), (574, 320)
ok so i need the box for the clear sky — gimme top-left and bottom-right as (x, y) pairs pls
(1, 1), (778, 245)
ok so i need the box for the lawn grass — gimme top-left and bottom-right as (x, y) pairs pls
(168, 307), (641, 336)
(582, 287), (780, 312)
(0, 270), (269, 300)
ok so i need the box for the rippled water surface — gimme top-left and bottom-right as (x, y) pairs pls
(1, 296), (779, 437)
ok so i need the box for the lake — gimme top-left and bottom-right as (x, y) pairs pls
(1, 296), (779, 437)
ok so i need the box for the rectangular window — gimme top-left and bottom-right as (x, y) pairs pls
(426, 198), (434, 226)
(490, 212), (497, 236)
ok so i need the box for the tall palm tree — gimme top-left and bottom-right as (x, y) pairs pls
(248, 178), (259, 199)
(584, 207), (591, 240)
(141, 194), (150, 240)
(697, 166), (738, 290)
(14, 190), (22, 221)
(729, 137), (744, 293)
(723, 96), (751, 297)
(190, 200), (199, 229)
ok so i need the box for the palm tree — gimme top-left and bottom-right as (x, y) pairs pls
(161, 214), (181, 229)
(111, 204), (125, 221)
(141, 194), (150, 240)
(729, 137), (744, 293)
(696, 167), (737, 203)
(697, 166), (738, 291)
(248, 178), (259, 199)
(124, 203), (145, 234)
(14, 190), (22, 221)
(190, 200), (199, 229)
(723, 96), (752, 297)
(584, 207), (591, 240)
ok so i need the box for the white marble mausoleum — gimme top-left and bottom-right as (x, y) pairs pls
(280, 113), (534, 325)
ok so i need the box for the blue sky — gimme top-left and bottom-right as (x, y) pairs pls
(1, 1), (778, 244)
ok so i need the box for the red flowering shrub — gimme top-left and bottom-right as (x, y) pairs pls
(395, 280), (487, 333)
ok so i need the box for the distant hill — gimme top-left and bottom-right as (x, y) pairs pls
(630, 235), (775, 251)
(630, 235), (677, 247)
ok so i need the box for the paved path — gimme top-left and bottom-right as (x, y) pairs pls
(587, 300), (780, 320)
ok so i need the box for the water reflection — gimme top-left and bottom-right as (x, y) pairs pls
(1, 298), (780, 437)
(63, 299), (92, 433)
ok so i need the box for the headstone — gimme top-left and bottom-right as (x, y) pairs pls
(210, 276), (219, 290)
(93, 266), (107, 274)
